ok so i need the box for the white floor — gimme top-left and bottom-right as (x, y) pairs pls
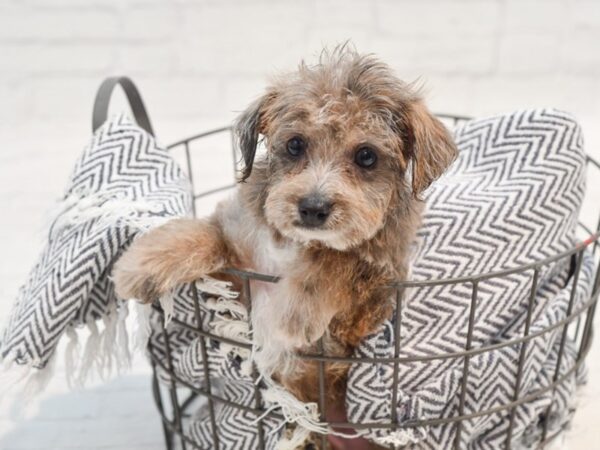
(0, 117), (599, 450)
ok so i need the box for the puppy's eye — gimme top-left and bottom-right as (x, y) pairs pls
(354, 147), (378, 169)
(286, 137), (306, 157)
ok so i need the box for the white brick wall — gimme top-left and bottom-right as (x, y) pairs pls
(1, 1), (600, 449)
(0, 0), (598, 129)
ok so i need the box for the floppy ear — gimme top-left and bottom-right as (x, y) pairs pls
(405, 100), (458, 195)
(234, 92), (275, 181)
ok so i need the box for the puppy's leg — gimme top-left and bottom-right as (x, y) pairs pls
(113, 217), (234, 303)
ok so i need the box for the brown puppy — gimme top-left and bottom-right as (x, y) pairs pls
(113, 47), (457, 447)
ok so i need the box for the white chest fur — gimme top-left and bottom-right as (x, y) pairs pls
(218, 193), (325, 375)
(248, 228), (303, 375)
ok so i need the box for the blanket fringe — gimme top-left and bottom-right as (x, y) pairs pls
(374, 429), (426, 447)
(100, 307), (118, 378)
(49, 190), (174, 239)
(65, 325), (81, 387)
(133, 300), (153, 352)
(116, 303), (132, 373)
(196, 277), (239, 300)
(260, 377), (331, 450)
(196, 277), (251, 363)
(1, 301), (137, 394)
(77, 320), (101, 385)
(2, 274), (356, 448)
(159, 292), (175, 325)
(196, 279), (363, 448)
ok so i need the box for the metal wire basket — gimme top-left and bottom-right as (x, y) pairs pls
(94, 78), (600, 450)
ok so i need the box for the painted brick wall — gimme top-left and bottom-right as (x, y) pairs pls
(0, 0), (599, 131)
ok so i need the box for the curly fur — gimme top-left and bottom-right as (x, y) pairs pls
(113, 45), (457, 449)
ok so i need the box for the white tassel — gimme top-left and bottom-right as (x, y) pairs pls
(50, 190), (173, 236)
(159, 292), (175, 325)
(116, 303), (132, 373)
(211, 316), (251, 342)
(204, 296), (251, 360)
(258, 375), (365, 449)
(261, 379), (325, 433)
(133, 301), (152, 352)
(195, 291), (355, 448)
(206, 296), (247, 320)
(64, 325), (81, 387)
(100, 308), (119, 379)
(77, 320), (101, 385)
(196, 277), (239, 300)
(375, 429), (424, 447)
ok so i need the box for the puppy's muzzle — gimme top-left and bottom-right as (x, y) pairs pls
(298, 195), (331, 228)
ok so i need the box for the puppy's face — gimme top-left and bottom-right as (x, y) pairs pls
(260, 99), (404, 250)
(236, 51), (457, 250)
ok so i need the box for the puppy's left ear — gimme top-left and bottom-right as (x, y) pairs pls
(405, 100), (458, 195)
(234, 91), (276, 181)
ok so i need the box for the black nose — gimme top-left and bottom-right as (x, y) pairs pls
(298, 196), (332, 227)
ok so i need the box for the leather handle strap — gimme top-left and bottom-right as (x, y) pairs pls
(92, 76), (155, 136)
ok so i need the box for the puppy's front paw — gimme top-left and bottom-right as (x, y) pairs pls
(112, 218), (230, 303)
(113, 242), (167, 303)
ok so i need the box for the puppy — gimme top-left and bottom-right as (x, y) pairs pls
(113, 47), (457, 448)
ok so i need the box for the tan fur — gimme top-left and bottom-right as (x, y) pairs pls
(113, 46), (457, 449)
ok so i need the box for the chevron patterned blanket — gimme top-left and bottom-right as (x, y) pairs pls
(0, 109), (594, 450)
(346, 109), (593, 449)
(0, 114), (192, 386)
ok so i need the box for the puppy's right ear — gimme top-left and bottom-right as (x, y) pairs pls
(234, 91), (276, 181)
(404, 100), (458, 196)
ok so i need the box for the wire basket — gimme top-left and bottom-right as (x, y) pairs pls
(93, 78), (600, 450)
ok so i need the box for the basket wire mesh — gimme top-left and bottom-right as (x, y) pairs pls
(148, 115), (600, 450)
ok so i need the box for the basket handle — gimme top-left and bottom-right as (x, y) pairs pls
(92, 76), (155, 136)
